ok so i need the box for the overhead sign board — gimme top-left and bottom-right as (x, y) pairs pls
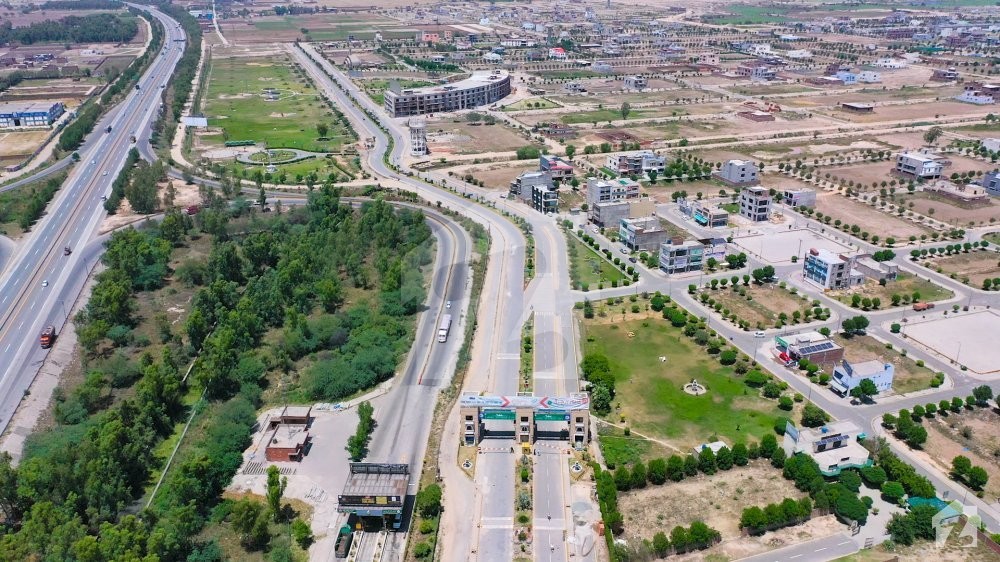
(481, 409), (516, 420)
(338, 495), (402, 507)
(460, 393), (590, 410)
(535, 410), (570, 422)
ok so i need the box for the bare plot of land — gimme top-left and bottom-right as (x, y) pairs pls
(734, 228), (853, 265)
(425, 121), (533, 155)
(831, 273), (953, 307)
(832, 335), (937, 395)
(924, 408), (1000, 500)
(903, 310), (1000, 374)
(618, 462), (808, 540)
(701, 284), (815, 329)
(925, 250), (1000, 287)
(825, 100), (993, 124)
(646, 180), (735, 203)
(782, 86), (959, 109)
(461, 163), (538, 191)
(815, 191), (931, 240)
(897, 191), (1000, 227)
(0, 131), (49, 165)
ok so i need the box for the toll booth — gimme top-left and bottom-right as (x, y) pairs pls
(459, 392), (590, 448)
(337, 463), (409, 530)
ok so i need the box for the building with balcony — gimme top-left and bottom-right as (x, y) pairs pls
(895, 151), (944, 180)
(384, 70), (511, 117)
(803, 248), (864, 289)
(739, 185), (772, 221)
(716, 159), (759, 186)
(679, 198), (729, 227)
(619, 217), (669, 252)
(539, 154), (574, 181)
(606, 150), (666, 176)
(659, 239), (706, 274)
(586, 176), (640, 206)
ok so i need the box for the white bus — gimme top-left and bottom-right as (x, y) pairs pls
(437, 314), (452, 343)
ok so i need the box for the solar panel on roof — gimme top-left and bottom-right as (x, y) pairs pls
(799, 341), (835, 355)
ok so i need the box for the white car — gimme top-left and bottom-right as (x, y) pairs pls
(102, 171), (108, 176)
(446, 301), (451, 309)
(41, 280), (49, 287)
(753, 331), (766, 338)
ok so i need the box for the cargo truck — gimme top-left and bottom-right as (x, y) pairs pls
(912, 302), (935, 311)
(40, 326), (55, 349)
(437, 314), (452, 343)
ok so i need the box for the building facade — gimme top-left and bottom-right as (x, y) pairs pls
(619, 217), (669, 252)
(384, 70), (511, 117)
(739, 185), (772, 221)
(0, 101), (64, 129)
(606, 150), (666, 176)
(586, 177), (640, 205)
(831, 359), (894, 397)
(408, 118), (427, 156)
(623, 75), (647, 90)
(782, 420), (872, 476)
(716, 159), (759, 186)
(539, 154), (574, 180)
(659, 239), (705, 274)
(530, 182), (559, 214)
(803, 248), (864, 289)
(895, 151), (944, 180)
(775, 331), (844, 367)
(782, 187), (816, 208)
(984, 170), (1000, 196)
(679, 198), (729, 227)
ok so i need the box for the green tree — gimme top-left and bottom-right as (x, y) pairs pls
(620, 101), (631, 120)
(800, 403), (828, 427)
(849, 379), (878, 402)
(415, 484), (442, 518)
(652, 531), (670, 557)
(760, 434), (778, 458)
(732, 443), (749, 466)
(266, 465), (287, 521)
(666, 455), (685, 481)
(698, 447), (717, 475)
(716, 446), (733, 470)
(316, 123), (329, 138)
(291, 519), (313, 549)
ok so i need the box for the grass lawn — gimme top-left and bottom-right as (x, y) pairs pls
(720, 202), (739, 214)
(560, 108), (649, 125)
(202, 55), (354, 154)
(833, 335), (937, 394)
(502, 97), (561, 111)
(582, 317), (785, 447)
(568, 235), (626, 289)
(832, 273), (953, 308)
(983, 232), (1000, 245)
(699, 283), (818, 330)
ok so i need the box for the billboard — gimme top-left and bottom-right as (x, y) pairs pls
(460, 393), (590, 410)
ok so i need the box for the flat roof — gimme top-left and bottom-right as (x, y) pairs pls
(394, 70), (509, 96)
(0, 101), (61, 115)
(281, 405), (312, 418)
(840, 359), (887, 378)
(341, 463), (409, 498)
(899, 151), (942, 163)
(266, 425), (308, 449)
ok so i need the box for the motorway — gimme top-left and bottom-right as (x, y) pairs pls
(0, 4), (185, 437)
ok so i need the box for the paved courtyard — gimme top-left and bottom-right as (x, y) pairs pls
(903, 310), (1000, 375)
(734, 228), (854, 265)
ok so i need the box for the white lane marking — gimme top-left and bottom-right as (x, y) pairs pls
(814, 547), (826, 552)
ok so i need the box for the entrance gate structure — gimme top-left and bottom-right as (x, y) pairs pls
(459, 392), (590, 448)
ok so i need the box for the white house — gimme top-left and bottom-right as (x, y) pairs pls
(831, 359), (895, 397)
(548, 47), (568, 59)
(957, 87), (995, 105)
(873, 57), (908, 69)
(895, 151), (944, 179)
(786, 49), (814, 59)
(857, 70), (881, 83)
(835, 70), (858, 85)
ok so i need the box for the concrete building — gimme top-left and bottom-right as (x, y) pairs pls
(782, 420), (872, 476)
(591, 60), (613, 73)
(831, 359), (895, 397)
(586, 177), (640, 206)
(853, 255), (899, 282)
(739, 185), (772, 222)
(0, 101), (64, 129)
(716, 159), (759, 186)
(984, 170), (1000, 196)
(803, 248), (864, 290)
(840, 102), (875, 113)
(530, 182), (559, 214)
(679, 198), (729, 227)
(590, 198), (653, 227)
(384, 70), (511, 117)
(408, 118), (427, 156)
(264, 424), (310, 462)
(956, 85), (995, 105)
(782, 187), (816, 208)
(659, 238), (706, 274)
(735, 64), (776, 81)
(606, 151), (666, 176)
(895, 151), (944, 180)
(539, 154), (574, 181)
(510, 171), (553, 203)
(931, 67), (959, 81)
(623, 75), (647, 90)
(619, 216), (669, 252)
(775, 331), (844, 368)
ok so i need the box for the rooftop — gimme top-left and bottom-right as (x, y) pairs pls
(798, 420), (862, 441)
(341, 463), (409, 499)
(0, 101), (61, 114)
(838, 359), (888, 379)
(266, 425), (309, 450)
(898, 151), (943, 163)
(394, 70), (509, 96)
(280, 405), (312, 419)
(807, 247), (847, 264)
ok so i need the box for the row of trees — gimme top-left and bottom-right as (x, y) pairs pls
(0, 13), (137, 45)
(153, 2), (203, 147)
(739, 497), (813, 535)
(910, 241), (990, 260)
(346, 401), (375, 462)
(580, 353), (615, 415)
(882, 386), (995, 449)
(951, 455), (990, 491)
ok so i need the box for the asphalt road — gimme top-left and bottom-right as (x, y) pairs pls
(736, 532), (858, 562)
(0, 4), (185, 437)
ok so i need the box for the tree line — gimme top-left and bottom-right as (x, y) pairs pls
(881, 386), (994, 450)
(149, 1), (202, 147)
(0, 13), (137, 45)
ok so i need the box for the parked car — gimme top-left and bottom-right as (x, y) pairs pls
(753, 331), (766, 338)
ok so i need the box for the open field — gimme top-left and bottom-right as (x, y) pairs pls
(699, 284), (816, 330)
(896, 191), (1000, 227)
(501, 97), (561, 111)
(924, 250), (1000, 287)
(0, 130), (49, 167)
(814, 192), (932, 240)
(456, 163), (537, 191)
(781, 86), (960, 109)
(923, 407), (1000, 500)
(734, 228), (853, 265)
(426, 120), (535, 155)
(830, 273), (953, 307)
(824, 100), (993, 123)
(832, 335), (937, 395)
(357, 77), (434, 105)
(903, 310), (1000, 374)
(619, 462), (807, 540)
(581, 317), (786, 448)
(568, 235), (626, 288)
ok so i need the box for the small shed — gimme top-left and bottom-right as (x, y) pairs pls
(264, 424), (310, 462)
(840, 102), (875, 113)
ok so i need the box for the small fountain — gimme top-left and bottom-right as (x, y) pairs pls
(683, 378), (707, 396)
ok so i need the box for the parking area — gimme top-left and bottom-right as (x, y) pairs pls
(733, 228), (854, 265)
(902, 310), (1000, 375)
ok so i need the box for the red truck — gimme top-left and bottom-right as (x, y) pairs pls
(912, 302), (935, 311)
(40, 326), (56, 349)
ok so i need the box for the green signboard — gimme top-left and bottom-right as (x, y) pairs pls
(481, 409), (515, 420)
(535, 410), (569, 422)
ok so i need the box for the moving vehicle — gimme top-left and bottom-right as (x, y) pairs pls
(63, 247), (72, 256)
(912, 302), (935, 311)
(40, 326), (56, 349)
(106, 125), (112, 133)
(446, 300), (451, 309)
(437, 314), (452, 343)
(754, 331), (766, 338)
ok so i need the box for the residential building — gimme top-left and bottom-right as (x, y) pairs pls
(931, 67), (959, 81)
(539, 154), (574, 181)
(659, 238), (706, 274)
(853, 255), (899, 282)
(984, 170), (1000, 196)
(606, 150), (666, 176)
(530, 182), (559, 214)
(835, 70), (858, 85)
(735, 64), (776, 81)
(739, 186), (772, 222)
(590, 199), (653, 227)
(782, 420), (872, 476)
(623, 75), (647, 90)
(591, 60), (613, 73)
(873, 57), (908, 69)
(857, 70), (881, 83)
(564, 81), (587, 93)
(548, 47), (568, 59)
(0, 101), (64, 129)
(510, 171), (553, 203)
(831, 359), (895, 397)
(803, 248), (864, 289)
(716, 159), (759, 186)
(586, 177), (640, 205)
(775, 331), (845, 367)
(619, 217), (669, 252)
(384, 70), (511, 117)
(956, 86), (994, 105)
(678, 198), (728, 227)
(782, 187), (816, 208)
(408, 118), (427, 156)
(895, 151), (944, 180)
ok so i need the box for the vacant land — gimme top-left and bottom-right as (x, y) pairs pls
(582, 318), (785, 447)
(833, 335), (937, 394)
(831, 273), (953, 307)
(568, 235), (626, 288)
(896, 191), (1000, 227)
(834, 532), (1000, 562)
(815, 192), (931, 240)
(0, 130), (49, 168)
(502, 98), (561, 111)
(924, 250), (1000, 286)
(426, 121), (535, 155)
(200, 54), (354, 155)
(700, 284), (815, 330)
(619, 462), (805, 540)
(922, 407), (1000, 500)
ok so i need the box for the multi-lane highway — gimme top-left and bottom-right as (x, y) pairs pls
(0, 4), (185, 437)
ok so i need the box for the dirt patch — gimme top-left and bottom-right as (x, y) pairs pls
(699, 283), (816, 330)
(925, 251), (1000, 286)
(903, 407), (1000, 502)
(897, 191), (1000, 227)
(619, 461), (804, 540)
(815, 191), (931, 240)
(673, 515), (843, 561)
